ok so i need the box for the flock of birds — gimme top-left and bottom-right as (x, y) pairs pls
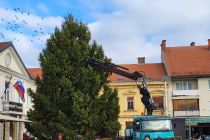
(0, 7), (52, 43)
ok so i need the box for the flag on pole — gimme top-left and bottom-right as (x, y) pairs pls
(13, 80), (25, 102)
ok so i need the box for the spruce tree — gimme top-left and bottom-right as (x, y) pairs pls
(26, 15), (120, 140)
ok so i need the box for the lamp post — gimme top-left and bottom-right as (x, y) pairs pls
(187, 101), (191, 140)
(189, 118), (191, 140)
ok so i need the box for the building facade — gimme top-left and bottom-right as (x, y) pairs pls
(161, 40), (210, 138)
(0, 42), (35, 140)
(13, 38), (210, 138)
(27, 57), (171, 137)
(108, 59), (171, 136)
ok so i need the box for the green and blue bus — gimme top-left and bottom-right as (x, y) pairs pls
(126, 116), (174, 140)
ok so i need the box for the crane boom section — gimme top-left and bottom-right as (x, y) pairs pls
(87, 58), (156, 115)
(88, 58), (143, 81)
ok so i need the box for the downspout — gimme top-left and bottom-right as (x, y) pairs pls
(164, 81), (168, 116)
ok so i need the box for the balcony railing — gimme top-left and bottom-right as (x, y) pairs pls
(173, 90), (199, 96)
(174, 111), (199, 116)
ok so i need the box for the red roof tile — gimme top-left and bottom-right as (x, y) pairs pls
(27, 68), (42, 79)
(0, 42), (12, 47)
(108, 63), (167, 82)
(0, 42), (12, 52)
(163, 45), (210, 76)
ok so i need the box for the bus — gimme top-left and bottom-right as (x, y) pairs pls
(126, 116), (174, 140)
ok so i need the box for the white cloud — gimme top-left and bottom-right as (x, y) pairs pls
(2, 0), (210, 66)
(5, 28), (48, 63)
(3, 30), (41, 67)
(0, 7), (63, 67)
(88, 0), (210, 64)
(0, 7), (63, 29)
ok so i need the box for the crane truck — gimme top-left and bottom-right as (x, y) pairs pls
(88, 58), (174, 140)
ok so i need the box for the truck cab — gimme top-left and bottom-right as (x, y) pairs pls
(131, 116), (174, 140)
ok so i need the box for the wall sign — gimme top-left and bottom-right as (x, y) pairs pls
(2, 101), (23, 112)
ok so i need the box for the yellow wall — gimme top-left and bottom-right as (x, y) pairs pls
(109, 81), (169, 136)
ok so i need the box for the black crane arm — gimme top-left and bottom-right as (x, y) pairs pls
(87, 58), (157, 115)
(87, 58), (143, 81)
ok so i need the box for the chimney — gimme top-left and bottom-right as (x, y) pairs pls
(208, 39), (210, 51)
(190, 42), (195, 46)
(161, 40), (166, 52)
(138, 57), (145, 64)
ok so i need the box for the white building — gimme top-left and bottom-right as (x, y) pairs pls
(0, 42), (35, 140)
(161, 40), (210, 138)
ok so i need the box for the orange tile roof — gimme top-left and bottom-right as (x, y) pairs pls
(108, 63), (167, 82)
(0, 41), (12, 46)
(27, 64), (166, 81)
(163, 45), (210, 76)
(0, 42), (12, 52)
(27, 68), (42, 79)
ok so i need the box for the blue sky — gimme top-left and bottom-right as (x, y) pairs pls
(1, 0), (210, 67)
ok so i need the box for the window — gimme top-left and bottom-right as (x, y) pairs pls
(188, 82), (192, 90)
(126, 121), (133, 129)
(176, 82), (192, 90)
(4, 81), (10, 101)
(173, 99), (199, 111)
(208, 80), (210, 90)
(153, 96), (164, 109)
(142, 120), (172, 131)
(127, 97), (134, 110)
(208, 101), (210, 110)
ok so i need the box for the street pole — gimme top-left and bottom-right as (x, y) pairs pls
(189, 119), (191, 140)
(164, 81), (167, 116)
(187, 103), (191, 140)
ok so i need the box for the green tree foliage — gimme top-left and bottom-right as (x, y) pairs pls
(26, 15), (120, 140)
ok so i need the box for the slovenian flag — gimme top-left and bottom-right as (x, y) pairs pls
(13, 80), (25, 102)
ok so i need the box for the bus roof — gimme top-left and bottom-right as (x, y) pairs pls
(133, 115), (173, 121)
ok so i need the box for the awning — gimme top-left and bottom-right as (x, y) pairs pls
(185, 117), (210, 125)
(0, 114), (31, 122)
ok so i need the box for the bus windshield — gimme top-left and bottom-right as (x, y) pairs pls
(142, 120), (172, 131)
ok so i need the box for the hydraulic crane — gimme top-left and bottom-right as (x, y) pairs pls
(87, 58), (157, 115)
